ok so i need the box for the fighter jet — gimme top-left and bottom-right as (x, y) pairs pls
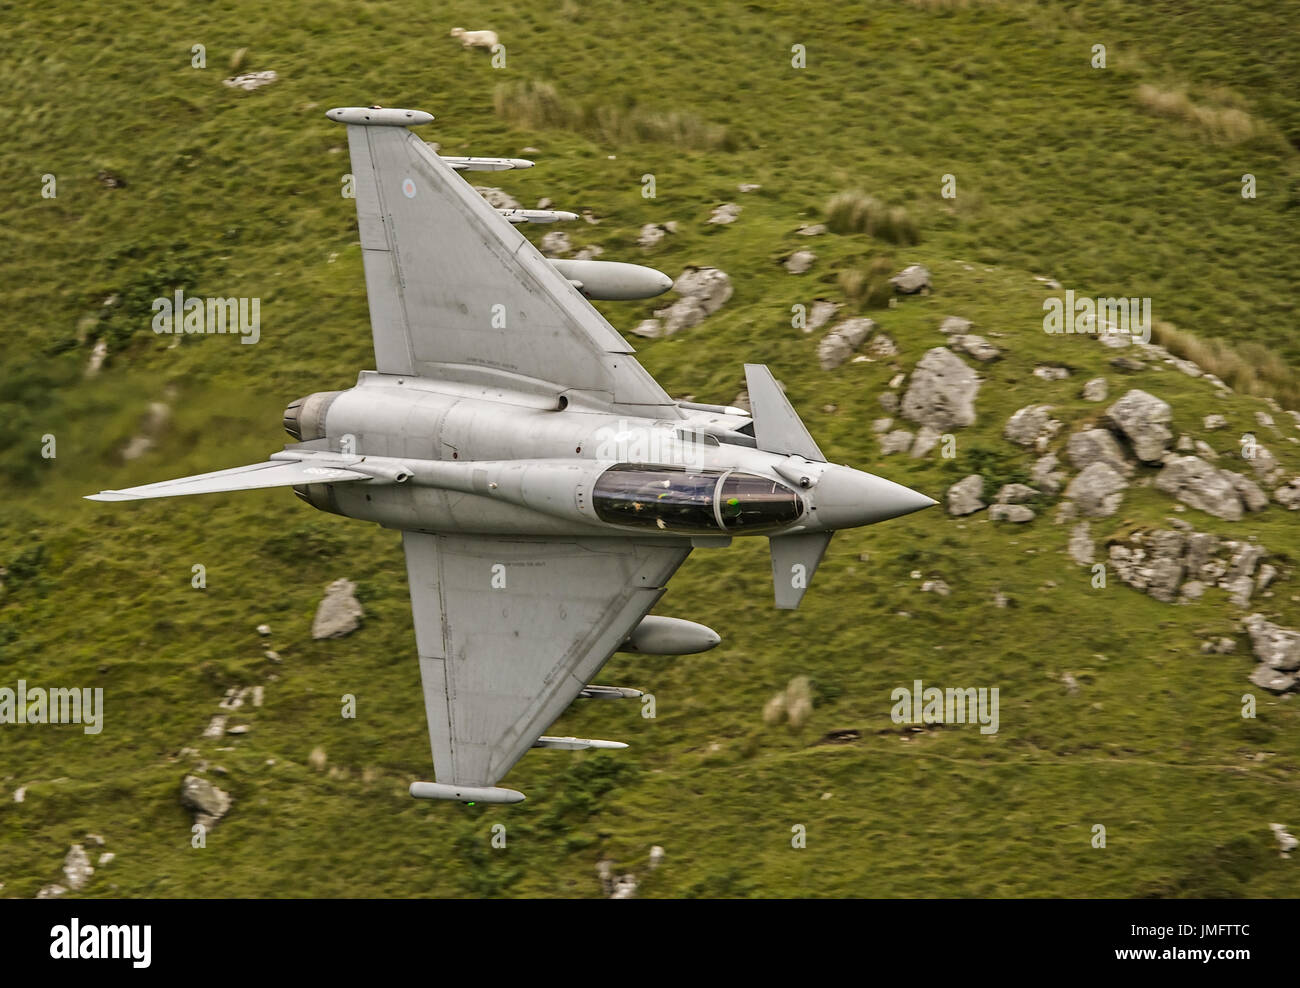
(87, 106), (936, 805)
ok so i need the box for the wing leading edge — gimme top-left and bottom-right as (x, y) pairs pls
(401, 532), (690, 792)
(330, 107), (677, 412)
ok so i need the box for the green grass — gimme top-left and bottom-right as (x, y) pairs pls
(1, 0), (1298, 898)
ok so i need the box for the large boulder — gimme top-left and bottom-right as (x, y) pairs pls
(1082, 377), (1108, 402)
(1032, 452), (1067, 495)
(817, 318), (876, 371)
(1064, 462), (1128, 517)
(946, 475), (985, 516)
(1067, 428), (1133, 476)
(181, 775), (232, 828)
(654, 267), (733, 335)
(890, 264), (931, 294)
(312, 578), (365, 639)
(1104, 389), (1173, 463)
(1154, 456), (1243, 521)
(804, 299), (840, 333)
(1243, 614), (1300, 672)
(901, 348), (979, 431)
(1003, 405), (1061, 450)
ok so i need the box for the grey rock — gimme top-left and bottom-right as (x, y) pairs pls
(817, 317), (876, 371)
(1226, 472), (1269, 512)
(878, 392), (899, 413)
(637, 223), (667, 248)
(631, 319), (663, 339)
(475, 186), (521, 210)
(311, 578), (364, 639)
(1067, 428), (1134, 476)
(948, 334), (999, 362)
(805, 299), (840, 333)
(1003, 404), (1061, 450)
(878, 429), (914, 455)
(1033, 364), (1070, 381)
(901, 348), (979, 431)
(871, 417), (894, 434)
(890, 264), (931, 294)
(910, 425), (942, 459)
(1203, 414), (1228, 431)
(223, 70), (279, 91)
(796, 223), (826, 236)
(540, 230), (571, 256)
(1273, 477), (1300, 510)
(946, 475), (985, 516)
(938, 316), (972, 335)
(1249, 664), (1297, 693)
(1154, 456), (1243, 521)
(1082, 377), (1108, 402)
(1068, 522), (1094, 565)
(864, 333), (899, 359)
(989, 504), (1035, 523)
(1104, 389), (1173, 462)
(63, 844), (93, 891)
(784, 250), (816, 274)
(1243, 614), (1300, 671)
(1224, 575), (1255, 608)
(655, 267), (733, 335)
(707, 202), (741, 225)
(180, 775), (231, 827)
(1064, 462), (1128, 517)
(995, 484), (1039, 504)
(1031, 453), (1066, 495)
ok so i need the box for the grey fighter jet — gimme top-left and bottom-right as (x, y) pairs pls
(87, 106), (936, 805)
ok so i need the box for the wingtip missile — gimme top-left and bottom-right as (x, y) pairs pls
(443, 155), (535, 172)
(532, 736), (628, 750)
(499, 208), (579, 224)
(578, 685), (644, 700)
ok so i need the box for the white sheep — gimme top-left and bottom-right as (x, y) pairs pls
(449, 27), (499, 50)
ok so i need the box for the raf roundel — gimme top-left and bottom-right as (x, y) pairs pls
(401, 177), (417, 198)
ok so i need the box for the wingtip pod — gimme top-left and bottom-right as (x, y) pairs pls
(409, 781), (526, 804)
(326, 106), (434, 127)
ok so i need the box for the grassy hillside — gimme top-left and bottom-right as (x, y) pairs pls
(1, 0), (1298, 897)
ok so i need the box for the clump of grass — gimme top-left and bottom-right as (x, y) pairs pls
(1135, 85), (1260, 143)
(1152, 320), (1300, 407)
(493, 80), (740, 151)
(838, 256), (897, 307)
(826, 190), (921, 245)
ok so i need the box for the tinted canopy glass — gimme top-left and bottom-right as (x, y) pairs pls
(593, 465), (803, 535)
(718, 473), (803, 531)
(594, 465), (723, 534)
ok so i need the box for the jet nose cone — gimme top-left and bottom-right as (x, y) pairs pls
(656, 272), (674, 293)
(813, 467), (937, 530)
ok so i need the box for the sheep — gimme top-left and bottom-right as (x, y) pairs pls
(449, 27), (499, 50)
